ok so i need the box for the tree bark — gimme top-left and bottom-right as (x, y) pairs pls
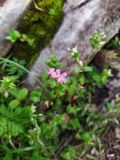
(0, 0), (32, 57)
(26, 0), (120, 86)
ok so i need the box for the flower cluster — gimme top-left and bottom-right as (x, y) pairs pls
(48, 68), (67, 84)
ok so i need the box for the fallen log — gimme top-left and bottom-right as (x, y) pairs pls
(26, 0), (120, 87)
(0, 0), (32, 57)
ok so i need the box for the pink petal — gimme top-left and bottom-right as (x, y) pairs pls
(56, 69), (61, 75)
(61, 77), (66, 83)
(61, 72), (67, 78)
(51, 72), (57, 78)
(50, 68), (55, 72)
(48, 68), (55, 75)
(57, 77), (66, 84)
(48, 71), (51, 75)
(57, 77), (63, 84)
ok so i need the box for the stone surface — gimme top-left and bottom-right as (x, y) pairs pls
(27, 0), (120, 86)
(0, 0), (32, 57)
(63, 0), (89, 13)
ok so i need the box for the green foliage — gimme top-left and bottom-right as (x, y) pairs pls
(0, 104), (31, 137)
(6, 29), (35, 47)
(6, 29), (21, 43)
(0, 45), (119, 159)
(1, 57), (27, 78)
(0, 78), (31, 138)
(30, 89), (42, 103)
(106, 36), (120, 49)
(15, 0), (64, 62)
(89, 32), (106, 50)
(0, 75), (45, 159)
(61, 147), (75, 160)
(0, 76), (16, 92)
(46, 55), (64, 68)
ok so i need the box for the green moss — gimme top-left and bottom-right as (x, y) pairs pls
(13, 0), (64, 64)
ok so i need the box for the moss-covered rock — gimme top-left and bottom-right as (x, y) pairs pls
(13, 0), (64, 64)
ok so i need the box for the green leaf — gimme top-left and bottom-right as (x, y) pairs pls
(106, 103), (113, 110)
(79, 76), (85, 85)
(30, 89), (42, 103)
(17, 88), (28, 101)
(3, 150), (13, 160)
(81, 132), (92, 143)
(84, 66), (93, 72)
(6, 29), (21, 43)
(26, 38), (35, 47)
(9, 99), (20, 109)
(61, 147), (75, 160)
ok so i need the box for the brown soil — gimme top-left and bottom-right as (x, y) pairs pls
(100, 121), (120, 160)
(0, 0), (7, 6)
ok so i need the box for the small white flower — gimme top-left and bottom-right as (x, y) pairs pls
(68, 46), (78, 56)
(108, 69), (112, 76)
(31, 105), (36, 113)
(78, 60), (83, 67)
(4, 91), (9, 98)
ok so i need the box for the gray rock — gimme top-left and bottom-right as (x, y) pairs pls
(27, 0), (120, 87)
(0, 0), (32, 57)
(63, 0), (89, 13)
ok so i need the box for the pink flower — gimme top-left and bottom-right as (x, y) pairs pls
(55, 69), (67, 84)
(48, 68), (55, 75)
(48, 68), (67, 84)
(48, 68), (57, 78)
